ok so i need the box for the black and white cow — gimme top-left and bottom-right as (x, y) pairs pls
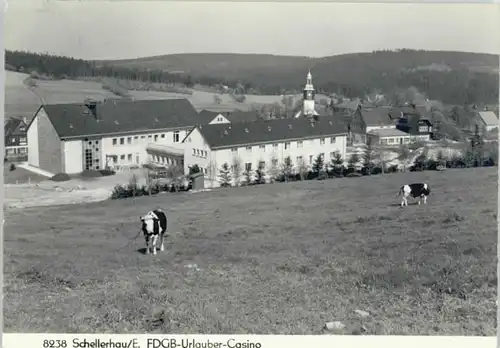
(140, 209), (168, 255)
(398, 183), (430, 207)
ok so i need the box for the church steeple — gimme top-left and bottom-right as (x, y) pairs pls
(303, 69), (316, 116)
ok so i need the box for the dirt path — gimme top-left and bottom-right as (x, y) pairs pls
(4, 169), (147, 209)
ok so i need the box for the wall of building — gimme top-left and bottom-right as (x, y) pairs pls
(183, 128), (215, 185)
(485, 125), (498, 132)
(367, 134), (430, 146)
(29, 108), (63, 174)
(100, 128), (190, 168)
(208, 135), (347, 186)
(27, 114), (39, 167)
(63, 140), (84, 174)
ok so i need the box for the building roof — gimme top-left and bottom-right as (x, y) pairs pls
(198, 109), (260, 124)
(334, 98), (361, 111)
(367, 128), (410, 137)
(35, 99), (202, 139)
(477, 111), (498, 126)
(192, 116), (348, 149)
(146, 143), (184, 156)
(225, 110), (260, 123)
(361, 106), (395, 127)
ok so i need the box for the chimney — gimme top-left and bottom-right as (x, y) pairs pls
(85, 99), (99, 119)
(23, 116), (27, 125)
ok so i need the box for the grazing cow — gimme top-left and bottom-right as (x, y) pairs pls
(398, 183), (430, 207)
(139, 209), (168, 255)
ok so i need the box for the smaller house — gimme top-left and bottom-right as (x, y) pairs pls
(476, 111), (498, 132)
(366, 128), (414, 146)
(361, 106), (397, 132)
(396, 117), (433, 142)
(4, 117), (28, 160)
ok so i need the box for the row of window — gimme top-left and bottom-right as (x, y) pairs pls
(230, 137), (337, 153)
(112, 131), (181, 146)
(233, 152), (341, 172)
(192, 149), (208, 158)
(5, 147), (27, 155)
(109, 153), (137, 164)
(379, 135), (428, 145)
(150, 154), (183, 167)
(9, 136), (27, 145)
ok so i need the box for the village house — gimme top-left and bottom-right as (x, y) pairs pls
(366, 128), (415, 146)
(476, 110), (499, 133)
(26, 98), (204, 175)
(180, 116), (348, 187)
(391, 104), (434, 142)
(4, 117), (28, 161)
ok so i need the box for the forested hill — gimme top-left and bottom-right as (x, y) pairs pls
(5, 49), (499, 105)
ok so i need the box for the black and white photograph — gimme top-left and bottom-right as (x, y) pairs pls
(3, 0), (499, 335)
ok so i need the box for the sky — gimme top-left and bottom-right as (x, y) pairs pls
(5, 0), (500, 60)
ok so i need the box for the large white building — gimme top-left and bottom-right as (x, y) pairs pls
(26, 99), (203, 175)
(177, 116), (348, 187)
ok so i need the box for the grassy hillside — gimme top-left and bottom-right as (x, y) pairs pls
(4, 71), (120, 120)
(3, 168), (496, 334)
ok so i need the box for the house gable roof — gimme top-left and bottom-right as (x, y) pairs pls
(38, 99), (202, 139)
(361, 106), (395, 127)
(4, 118), (24, 137)
(195, 116), (348, 149)
(477, 111), (498, 126)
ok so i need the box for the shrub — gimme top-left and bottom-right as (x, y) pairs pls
(386, 165), (399, 173)
(346, 172), (362, 178)
(317, 170), (328, 180)
(99, 169), (116, 176)
(50, 173), (71, 182)
(9, 163), (16, 171)
(111, 184), (131, 199)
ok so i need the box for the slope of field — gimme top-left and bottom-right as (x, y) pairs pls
(5, 71), (41, 118)
(4, 168), (496, 335)
(4, 71), (119, 119)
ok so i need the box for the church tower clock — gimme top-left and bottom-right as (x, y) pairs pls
(303, 70), (316, 116)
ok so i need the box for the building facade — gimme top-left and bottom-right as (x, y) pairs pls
(183, 116), (348, 187)
(27, 99), (203, 175)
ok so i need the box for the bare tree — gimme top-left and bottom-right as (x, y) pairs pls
(231, 157), (243, 187)
(396, 145), (411, 172)
(268, 158), (280, 182)
(297, 160), (308, 180)
(207, 160), (218, 188)
(166, 164), (185, 190)
(281, 156), (294, 182)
